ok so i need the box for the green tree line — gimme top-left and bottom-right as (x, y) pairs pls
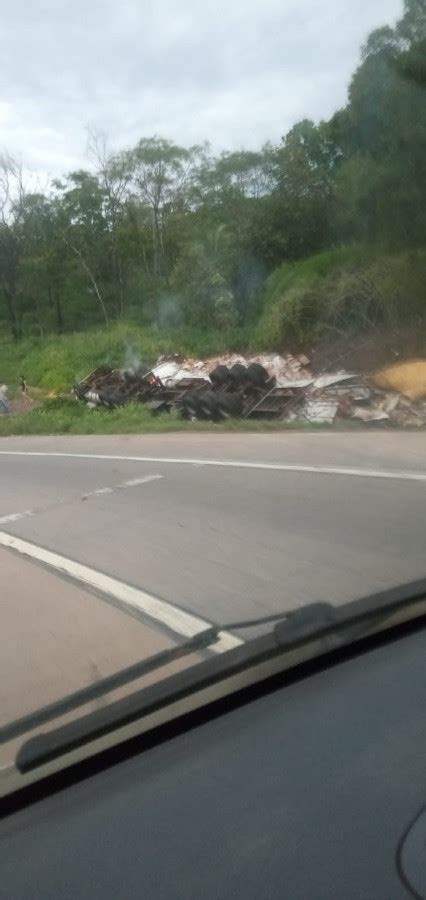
(0, 0), (425, 341)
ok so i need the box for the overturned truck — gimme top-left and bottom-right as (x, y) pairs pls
(73, 354), (426, 427)
(74, 357), (286, 421)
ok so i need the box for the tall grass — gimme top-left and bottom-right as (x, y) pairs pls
(0, 323), (252, 394)
(255, 245), (426, 349)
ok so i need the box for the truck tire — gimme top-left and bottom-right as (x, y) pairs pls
(246, 363), (269, 387)
(197, 391), (218, 420)
(210, 365), (230, 387)
(229, 363), (247, 386)
(215, 392), (243, 419)
(182, 391), (202, 419)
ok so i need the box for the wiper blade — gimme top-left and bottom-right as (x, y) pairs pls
(6, 576), (426, 777)
(1, 605), (310, 747)
(0, 625), (222, 745)
(0, 610), (302, 746)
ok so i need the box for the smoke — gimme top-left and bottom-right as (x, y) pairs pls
(156, 295), (184, 329)
(123, 341), (148, 376)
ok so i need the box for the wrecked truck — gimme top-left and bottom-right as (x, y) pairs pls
(73, 354), (426, 428)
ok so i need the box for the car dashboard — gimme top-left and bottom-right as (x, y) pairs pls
(1, 619), (426, 899)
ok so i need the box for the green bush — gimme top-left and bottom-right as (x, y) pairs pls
(255, 245), (426, 348)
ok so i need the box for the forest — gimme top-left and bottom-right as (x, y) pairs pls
(0, 0), (425, 352)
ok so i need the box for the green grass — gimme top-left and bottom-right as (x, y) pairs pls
(0, 323), (253, 396)
(0, 397), (325, 436)
(255, 245), (426, 348)
(0, 321), (322, 435)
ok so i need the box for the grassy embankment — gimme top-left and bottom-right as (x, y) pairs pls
(1, 244), (425, 436)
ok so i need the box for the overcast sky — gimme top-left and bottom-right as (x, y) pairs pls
(1, 0), (403, 177)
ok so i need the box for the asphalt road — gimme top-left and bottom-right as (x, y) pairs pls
(1, 431), (426, 763)
(0, 547), (197, 722)
(1, 431), (426, 622)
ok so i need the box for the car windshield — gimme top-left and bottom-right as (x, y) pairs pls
(1, 0), (425, 795)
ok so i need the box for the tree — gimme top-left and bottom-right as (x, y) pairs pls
(331, 0), (426, 246)
(0, 0), (424, 342)
(188, 147), (275, 319)
(128, 138), (194, 277)
(171, 227), (238, 329)
(17, 192), (60, 335)
(397, 0), (426, 44)
(270, 120), (338, 259)
(0, 156), (27, 339)
(54, 171), (110, 326)
(88, 130), (134, 317)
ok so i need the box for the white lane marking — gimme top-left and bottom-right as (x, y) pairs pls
(0, 530), (242, 654)
(1, 450), (426, 484)
(82, 487), (114, 498)
(82, 473), (163, 499)
(119, 474), (163, 488)
(0, 510), (34, 526)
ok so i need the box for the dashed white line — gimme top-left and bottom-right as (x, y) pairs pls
(82, 473), (164, 499)
(1, 450), (426, 484)
(0, 510), (34, 526)
(0, 530), (242, 654)
(119, 474), (163, 488)
(82, 486), (114, 499)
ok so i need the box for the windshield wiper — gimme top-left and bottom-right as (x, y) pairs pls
(0, 625), (225, 745)
(6, 576), (426, 775)
(0, 608), (313, 746)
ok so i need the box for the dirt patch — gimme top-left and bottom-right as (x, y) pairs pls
(8, 393), (40, 415)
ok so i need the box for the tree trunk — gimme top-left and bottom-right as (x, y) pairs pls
(152, 210), (159, 276)
(63, 237), (109, 327)
(2, 283), (21, 340)
(111, 244), (124, 319)
(35, 294), (44, 337)
(152, 204), (167, 276)
(49, 285), (64, 333)
(55, 292), (64, 334)
(47, 284), (64, 334)
(117, 256), (124, 318)
(139, 236), (151, 279)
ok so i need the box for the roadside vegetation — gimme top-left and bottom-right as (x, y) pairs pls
(256, 246), (426, 349)
(0, 1), (425, 435)
(0, 323), (250, 394)
(0, 395), (323, 436)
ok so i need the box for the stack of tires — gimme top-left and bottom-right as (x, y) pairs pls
(182, 390), (244, 422)
(210, 362), (270, 390)
(182, 362), (272, 421)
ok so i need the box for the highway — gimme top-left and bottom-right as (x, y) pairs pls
(1, 431), (426, 734)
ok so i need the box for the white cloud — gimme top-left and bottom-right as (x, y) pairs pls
(0, 0), (403, 175)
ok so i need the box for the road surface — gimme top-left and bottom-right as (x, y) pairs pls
(1, 431), (426, 747)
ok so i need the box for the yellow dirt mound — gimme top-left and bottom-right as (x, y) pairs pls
(373, 360), (426, 400)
